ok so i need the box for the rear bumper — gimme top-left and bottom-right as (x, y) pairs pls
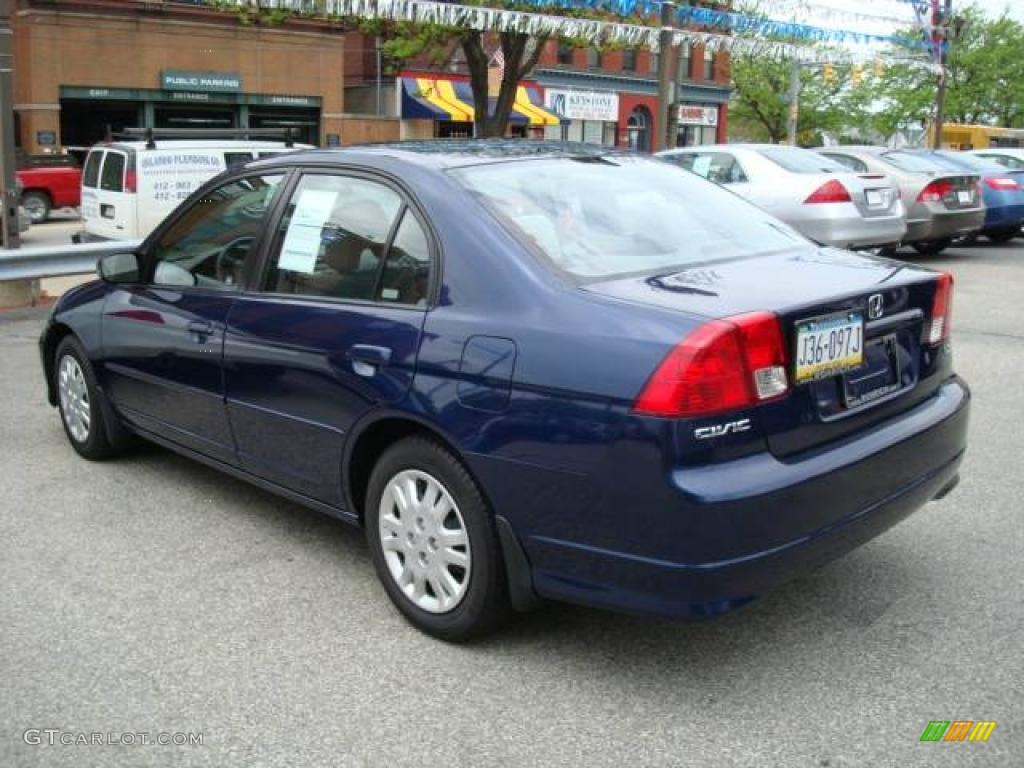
(795, 210), (906, 249)
(906, 208), (986, 243)
(522, 378), (969, 618)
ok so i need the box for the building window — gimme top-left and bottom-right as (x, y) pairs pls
(557, 42), (573, 65)
(622, 48), (637, 72)
(587, 48), (603, 69)
(677, 44), (692, 81)
(703, 47), (715, 81)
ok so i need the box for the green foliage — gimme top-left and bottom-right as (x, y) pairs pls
(854, 5), (1024, 137)
(729, 54), (858, 144)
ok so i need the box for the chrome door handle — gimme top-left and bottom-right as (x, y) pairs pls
(347, 345), (392, 377)
(187, 319), (214, 343)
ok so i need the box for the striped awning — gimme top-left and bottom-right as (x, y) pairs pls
(399, 76), (562, 127)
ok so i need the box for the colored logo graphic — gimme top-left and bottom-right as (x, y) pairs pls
(920, 721), (997, 742)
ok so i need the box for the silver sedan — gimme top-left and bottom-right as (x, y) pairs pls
(657, 144), (906, 250)
(816, 145), (985, 255)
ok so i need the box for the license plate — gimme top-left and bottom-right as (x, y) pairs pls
(794, 312), (864, 383)
(866, 189), (884, 208)
(957, 190), (972, 204)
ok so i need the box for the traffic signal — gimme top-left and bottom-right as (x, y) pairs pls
(823, 64), (835, 83)
(851, 65), (863, 86)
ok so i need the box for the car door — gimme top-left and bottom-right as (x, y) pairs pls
(89, 148), (137, 240)
(100, 172), (287, 464)
(223, 170), (433, 508)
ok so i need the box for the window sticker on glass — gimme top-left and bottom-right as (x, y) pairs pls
(692, 155), (713, 178)
(278, 189), (337, 274)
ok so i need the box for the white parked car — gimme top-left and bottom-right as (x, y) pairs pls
(657, 144), (907, 250)
(79, 138), (311, 241)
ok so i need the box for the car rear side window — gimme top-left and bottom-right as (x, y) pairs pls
(264, 174), (403, 301)
(151, 174), (284, 290)
(99, 152), (125, 192)
(378, 210), (431, 305)
(453, 155), (807, 280)
(758, 147), (848, 174)
(82, 151), (103, 189)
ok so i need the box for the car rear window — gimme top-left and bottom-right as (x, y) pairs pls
(757, 147), (848, 174)
(821, 152), (868, 173)
(936, 152), (1003, 171)
(99, 152), (125, 192)
(82, 151), (103, 188)
(452, 156), (808, 280)
(880, 151), (948, 173)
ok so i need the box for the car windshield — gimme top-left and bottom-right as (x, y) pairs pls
(756, 147), (848, 174)
(451, 155), (809, 280)
(880, 151), (948, 173)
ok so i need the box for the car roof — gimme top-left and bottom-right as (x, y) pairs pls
(246, 139), (632, 172)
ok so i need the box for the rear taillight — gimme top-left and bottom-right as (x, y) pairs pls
(804, 179), (851, 204)
(985, 176), (1019, 191)
(926, 272), (954, 345)
(633, 312), (789, 418)
(918, 179), (953, 202)
(124, 170), (137, 194)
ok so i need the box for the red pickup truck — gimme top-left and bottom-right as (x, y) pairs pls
(16, 163), (82, 223)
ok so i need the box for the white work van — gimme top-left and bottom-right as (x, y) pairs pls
(80, 137), (310, 241)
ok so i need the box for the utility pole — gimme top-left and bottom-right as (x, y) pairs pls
(0, 0), (19, 250)
(786, 59), (801, 146)
(932, 0), (952, 149)
(655, 1), (676, 152)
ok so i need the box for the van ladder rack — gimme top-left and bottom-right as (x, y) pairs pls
(109, 127), (297, 149)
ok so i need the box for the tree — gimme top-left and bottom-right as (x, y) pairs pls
(366, 5), (649, 139)
(369, 20), (550, 138)
(844, 5), (1024, 139)
(729, 53), (859, 144)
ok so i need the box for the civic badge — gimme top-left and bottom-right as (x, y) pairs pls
(867, 293), (884, 320)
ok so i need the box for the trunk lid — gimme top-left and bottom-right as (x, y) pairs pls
(584, 247), (946, 457)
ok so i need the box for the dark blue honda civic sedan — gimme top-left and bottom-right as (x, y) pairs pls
(40, 141), (968, 640)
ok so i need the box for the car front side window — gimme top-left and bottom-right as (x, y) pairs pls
(149, 174), (284, 290)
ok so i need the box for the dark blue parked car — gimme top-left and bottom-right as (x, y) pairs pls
(922, 150), (1024, 242)
(40, 141), (968, 640)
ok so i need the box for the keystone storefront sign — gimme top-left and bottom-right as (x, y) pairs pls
(543, 89), (619, 122)
(161, 70), (242, 93)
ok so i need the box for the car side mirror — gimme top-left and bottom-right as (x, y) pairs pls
(97, 251), (141, 284)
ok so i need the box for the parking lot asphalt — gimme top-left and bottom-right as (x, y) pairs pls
(1, 240), (1022, 768)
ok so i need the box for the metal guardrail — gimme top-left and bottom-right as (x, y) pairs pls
(0, 240), (141, 282)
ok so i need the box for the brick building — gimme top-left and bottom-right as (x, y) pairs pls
(10, 0), (398, 155)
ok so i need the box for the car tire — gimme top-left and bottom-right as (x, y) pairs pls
(21, 191), (51, 224)
(911, 238), (953, 256)
(365, 435), (510, 641)
(53, 336), (124, 461)
(987, 227), (1020, 244)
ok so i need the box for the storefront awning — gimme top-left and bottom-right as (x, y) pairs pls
(399, 76), (562, 126)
